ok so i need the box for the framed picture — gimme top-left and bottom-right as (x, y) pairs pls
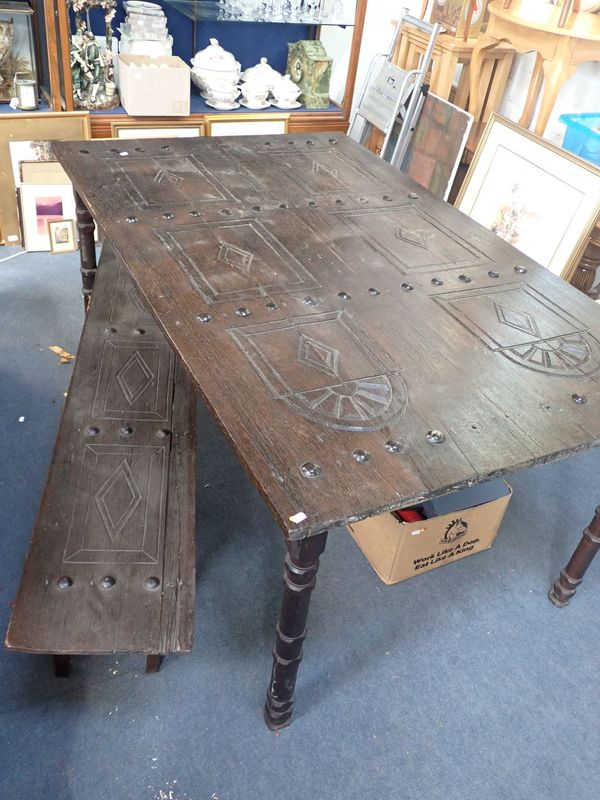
(47, 218), (76, 253)
(456, 114), (600, 280)
(20, 181), (76, 251)
(110, 121), (204, 139)
(0, 111), (90, 245)
(10, 140), (55, 187)
(401, 93), (472, 201)
(204, 113), (290, 137)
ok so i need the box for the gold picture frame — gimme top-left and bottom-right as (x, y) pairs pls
(109, 120), (205, 139)
(0, 111), (90, 246)
(456, 114), (600, 281)
(48, 218), (77, 253)
(203, 113), (290, 138)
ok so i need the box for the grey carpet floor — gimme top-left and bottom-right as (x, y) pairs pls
(1, 250), (599, 800)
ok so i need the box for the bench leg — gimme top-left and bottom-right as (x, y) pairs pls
(53, 655), (70, 678)
(74, 190), (97, 312)
(549, 506), (600, 607)
(145, 654), (162, 673)
(264, 530), (328, 731)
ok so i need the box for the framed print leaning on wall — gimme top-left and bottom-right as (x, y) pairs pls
(456, 114), (600, 281)
(0, 111), (90, 245)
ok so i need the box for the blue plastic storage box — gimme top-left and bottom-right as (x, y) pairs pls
(559, 113), (600, 166)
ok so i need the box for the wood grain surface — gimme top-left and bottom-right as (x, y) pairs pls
(6, 243), (196, 655)
(52, 133), (600, 540)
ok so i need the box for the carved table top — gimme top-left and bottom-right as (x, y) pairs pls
(53, 134), (600, 539)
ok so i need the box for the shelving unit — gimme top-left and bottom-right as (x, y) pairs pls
(19, 0), (367, 137)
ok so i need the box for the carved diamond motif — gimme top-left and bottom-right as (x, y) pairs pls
(116, 351), (154, 405)
(494, 301), (540, 337)
(312, 161), (338, 179)
(95, 459), (142, 542)
(395, 226), (433, 250)
(128, 286), (147, 317)
(298, 334), (340, 379)
(154, 168), (183, 188)
(218, 241), (254, 273)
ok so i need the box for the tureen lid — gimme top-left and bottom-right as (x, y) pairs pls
(241, 57), (282, 85)
(191, 38), (237, 69)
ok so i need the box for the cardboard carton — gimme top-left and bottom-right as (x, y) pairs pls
(118, 55), (190, 117)
(348, 481), (511, 584)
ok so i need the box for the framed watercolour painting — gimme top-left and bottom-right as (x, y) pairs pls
(47, 218), (76, 253)
(456, 115), (600, 281)
(20, 181), (76, 251)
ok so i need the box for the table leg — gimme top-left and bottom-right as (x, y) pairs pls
(534, 53), (576, 137)
(469, 34), (502, 121)
(549, 506), (600, 607)
(518, 53), (544, 128)
(264, 530), (328, 730)
(430, 51), (457, 100)
(74, 190), (97, 313)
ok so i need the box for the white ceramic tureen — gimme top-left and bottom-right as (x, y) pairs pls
(190, 38), (241, 107)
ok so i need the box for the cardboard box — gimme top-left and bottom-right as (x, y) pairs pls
(348, 481), (511, 584)
(118, 55), (190, 116)
(430, 0), (490, 39)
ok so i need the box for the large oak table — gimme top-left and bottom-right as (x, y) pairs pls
(53, 133), (600, 729)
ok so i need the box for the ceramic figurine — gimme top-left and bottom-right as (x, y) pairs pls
(68, 0), (119, 110)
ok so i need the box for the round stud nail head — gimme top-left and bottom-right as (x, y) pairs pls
(197, 313), (211, 323)
(401, 283), (414, 292)
(572, 393), (587, 405)
(144, 576), (161, 590)
(353, 449), (371, 463)
(99, 575), (115, 589)
(86, 426), (100, 437)
(368, 287), (380, 296)
(426, 430), (446, 445)
(515, 265), (527, 274)
(385, 440), (402, 454)
(408, 193), (418, 200)
(236, 307), (251, 317)
(301, 462), (321, 478)
(57, 576), (73, 590)
(431, 278), (443, 286)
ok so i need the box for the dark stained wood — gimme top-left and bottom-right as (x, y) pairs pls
(75, 190), (97, 311)
(264, 531), (328, 730)
(53, 654), (70, 678)
(52, 134), (600, 544)
(549, 505), (600, 607)
(145, 654), (163, 673)
(5, 243), (196, 658)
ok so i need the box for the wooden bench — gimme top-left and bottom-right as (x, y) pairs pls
(5, 243), (196, 676)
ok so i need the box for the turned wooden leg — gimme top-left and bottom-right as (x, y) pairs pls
(74, 190), (97, 312)
(53, 654), (70, 678)
(264, 531), (328, 731)
(549, 506), (600, 607)
(145, 654), (162, 673)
